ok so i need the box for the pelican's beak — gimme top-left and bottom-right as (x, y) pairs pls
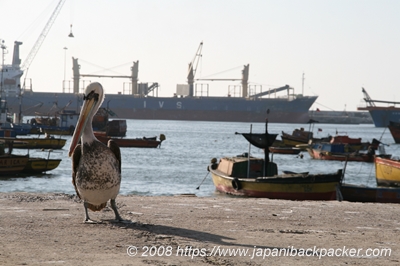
(68, 92), (99, 157)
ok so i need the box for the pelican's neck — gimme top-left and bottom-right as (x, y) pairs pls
(81, 117), (96, 145)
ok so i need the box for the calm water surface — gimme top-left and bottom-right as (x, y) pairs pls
(0, 120), (399, 197)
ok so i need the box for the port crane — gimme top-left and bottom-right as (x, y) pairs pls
(361, 87), (400, 107)
(187, 42), (203, 97)
(21, 0), (66, 72)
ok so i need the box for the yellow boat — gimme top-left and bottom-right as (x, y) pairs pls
(0, 142), (29, 175)
(22, 158), (62, 174)
(0, 137), (67, 149)
(375, 156), (400, 187)
(0, 154), (29, 176)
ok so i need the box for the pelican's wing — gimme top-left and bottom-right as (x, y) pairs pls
(108, 140), (121, 173)
(71, 144), (82, 199)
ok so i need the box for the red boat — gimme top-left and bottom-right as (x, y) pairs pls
(94, 132), (165, 148)
(388, 121), (400, 144)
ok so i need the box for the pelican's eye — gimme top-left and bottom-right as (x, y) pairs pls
(83, 90), (99, 101)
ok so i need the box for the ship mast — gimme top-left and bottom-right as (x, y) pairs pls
(0, 40), (6, 98)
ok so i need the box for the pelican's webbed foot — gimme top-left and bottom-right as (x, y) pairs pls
(111, 199), (131, 223)
(83, 202), (101, 224)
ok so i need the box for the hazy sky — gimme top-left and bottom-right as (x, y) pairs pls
(2, 0), (400, 111)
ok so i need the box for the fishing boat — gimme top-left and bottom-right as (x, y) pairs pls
(209, 120), (343, 200)
(329, 135), (381, 150)
(0, 129), (16, 138)
(281, 127), (331, 147)
(0, 142), (29, 176)
(92, 108), (127, 137)
(281, 127), (314, 147)
(388, 121), (400, 143)
(306, 142), (380, 162)
(22, 157), (61, 174)
(93, 132), (165, 148)
(375, 156), (400, 187)
(0, 136), (67, 149)
(209, 156), (343, 200)
(43, 127), (74, 136)
(0, 154), (29, 176)
(268, 146), (302, 155)
(340, 183), (400, 203)
(31, 107), (123, 136)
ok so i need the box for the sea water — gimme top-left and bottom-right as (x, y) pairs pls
(0, 120), (399, 197)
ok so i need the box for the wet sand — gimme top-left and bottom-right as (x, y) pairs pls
(0, 192), (399, 265)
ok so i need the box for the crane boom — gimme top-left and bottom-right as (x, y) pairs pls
(21, 0), (66, 70)
(187, 42), (203, 80)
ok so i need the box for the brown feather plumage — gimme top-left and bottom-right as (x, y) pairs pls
(108, 140), (121, 173)
(86, 202), (107, 212)
(71, 144), (82, 199)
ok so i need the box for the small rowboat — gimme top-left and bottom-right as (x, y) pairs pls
(269, 146), (301, 155)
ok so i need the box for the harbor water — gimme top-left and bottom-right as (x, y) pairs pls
(0, 120), (399, 197)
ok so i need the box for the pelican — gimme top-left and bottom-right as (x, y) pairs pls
(69, 82), (124, 223)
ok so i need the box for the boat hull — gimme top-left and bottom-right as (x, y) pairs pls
(0, 138), (67, 149)
(95, 135), (161, 148)
(360, 107), (400, 127)
(307, 148), (374, 162)
(388, 121), (400, 143)
(268, 147), (301, 154)
(17, 92), (318, 123)
(375, 156), (400, 187)
(0, 155), (29, 175)
(340, 183), (400, 203)
(210, 165), (343, 200)
(22, 158), (62, 174)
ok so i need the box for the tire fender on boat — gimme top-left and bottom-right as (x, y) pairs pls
(232, 178), (241, 190)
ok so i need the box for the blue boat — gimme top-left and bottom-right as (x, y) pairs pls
(358, 87), (400, 127)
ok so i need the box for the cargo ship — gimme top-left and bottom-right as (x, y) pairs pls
(357, 88), (400, 127)
(2, 41), (317, 123)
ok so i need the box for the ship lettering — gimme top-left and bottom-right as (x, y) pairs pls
(177, 102), (182, 109)
(159, 101), (164, 108)
(144, 101), (146, 108)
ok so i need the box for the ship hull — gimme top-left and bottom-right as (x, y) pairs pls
(359, 107), (400, 127)
(15, 91), (317, 123)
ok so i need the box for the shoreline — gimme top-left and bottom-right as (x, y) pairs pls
(0, 192), (399, 265)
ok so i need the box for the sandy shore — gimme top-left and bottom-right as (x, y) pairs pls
(0, 192), (399, 265)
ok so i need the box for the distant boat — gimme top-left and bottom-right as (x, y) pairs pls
(281, 127), (314, 147)
(31, 108), (126, 137)
(357, 87), (400, 127)
(94, 132), (165, 148)
(375, 156), (400, 187)
(0, 137), (67, 149)
(306, 142), (379, 162)
(340, 183), (400, 203)
(388, 121), (400, 143)
(268, 146), (302, 155)
(281, 127), (330, 147)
